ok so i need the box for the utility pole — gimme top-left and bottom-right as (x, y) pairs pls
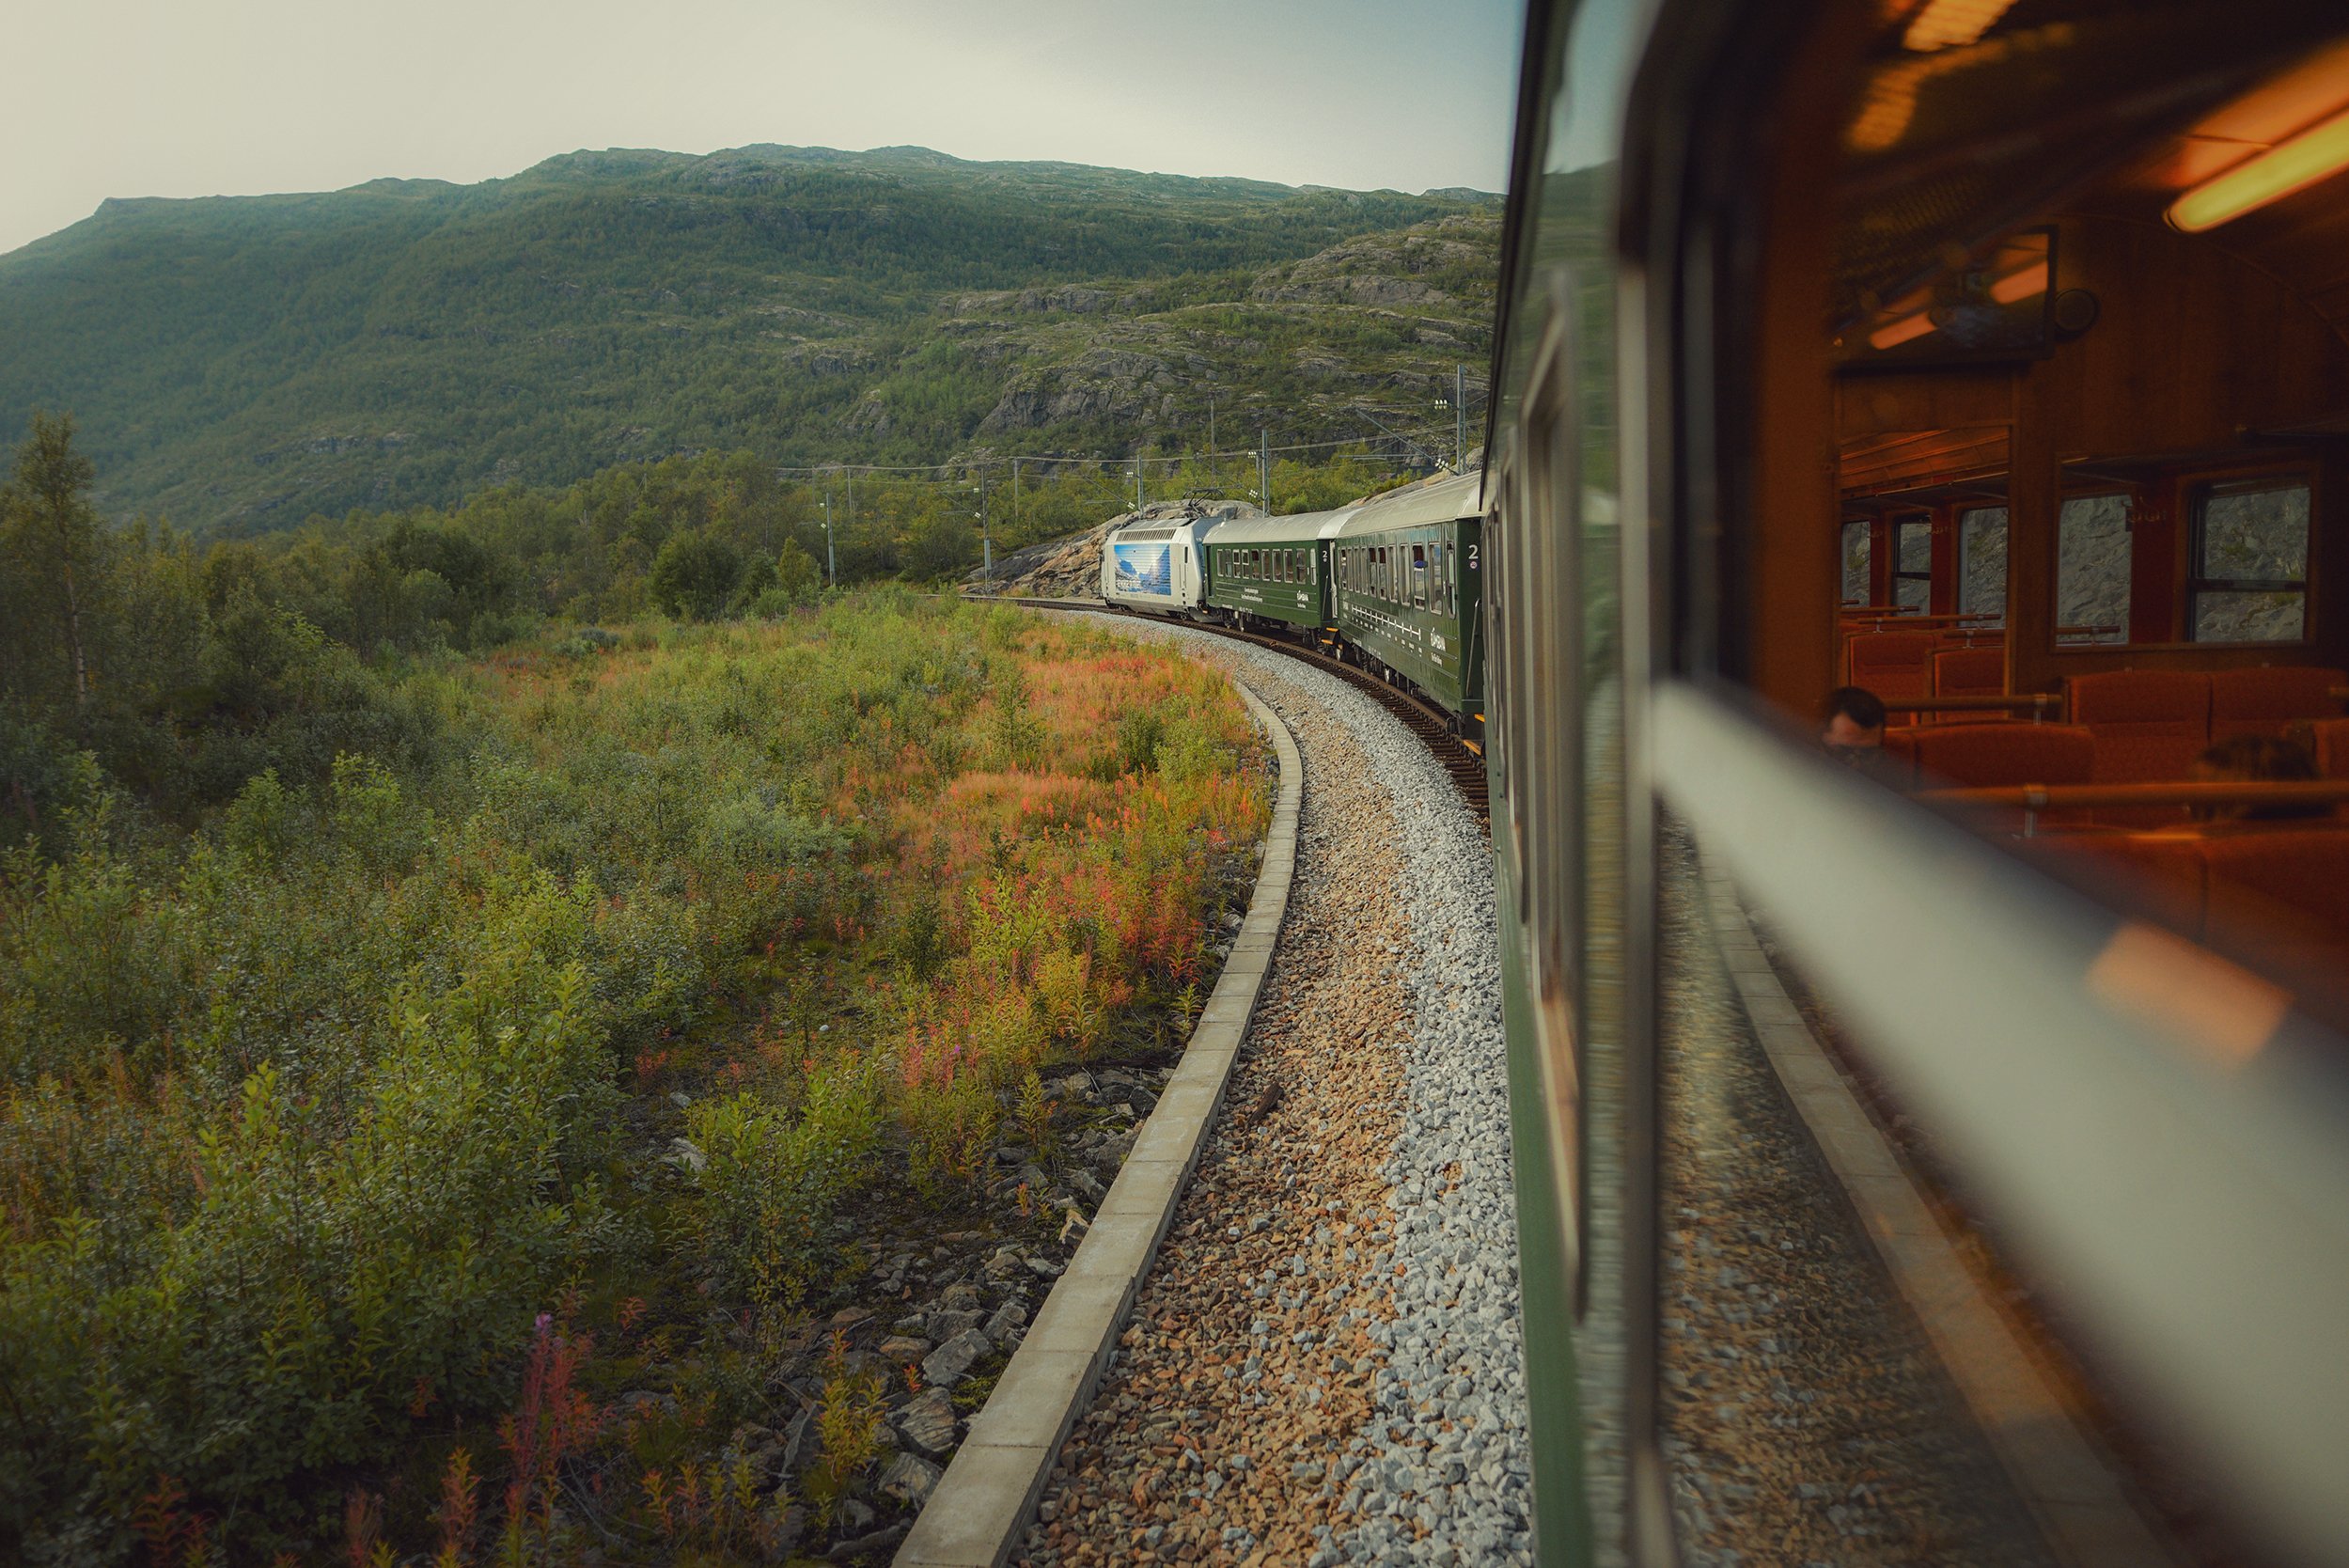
(823, 493), (836, 586)
(1259, 429), (1271, 516)
(1208, 395), (1216, 495)
(1011, 456), (1021, 541)
(1135, 449), (1144, 512)
(1455, 363), (1466, 470)
(977, 463), (992, 576)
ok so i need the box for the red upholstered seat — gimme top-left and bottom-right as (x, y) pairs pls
(1910, 723), (2095, 789)
(1930, 647), (2007, 724)
(2200, 829), (2349, 988)
(2066, 670), (2212, 783)
(2208, 666), (2346, 743)
(1845, 631), (1935, 705)
(2052, 831), (2210, 935)
(2312, 717), (2349, 779)
(1934, 647), (2004, 696)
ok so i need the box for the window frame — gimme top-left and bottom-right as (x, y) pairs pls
(1891, 511), (1933, 612)
(2185, 468), (2313, 646)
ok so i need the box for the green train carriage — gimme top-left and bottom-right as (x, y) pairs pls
(1329, 472), (1485, 736)
(1200, 510), (1356, 633)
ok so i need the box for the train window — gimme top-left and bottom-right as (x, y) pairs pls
(2189, 478), (2310, 643)
(1500, 6), (2349, 1566)
(2055, 494), (2131, 645)
(1958, 507), (2008, 625)
(1412, 544), (1430, 609)
(1893, 518), (1931, 611)
(1840, 521), (1871, 604)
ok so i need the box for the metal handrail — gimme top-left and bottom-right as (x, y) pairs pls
(1652, 680), (2349, 1561)
(1884, 694), (2067, 719)
(1918, 780), (2349, 811)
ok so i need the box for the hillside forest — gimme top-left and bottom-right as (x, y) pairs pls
(0, 414), (1273, 1563)
(0, 145), (1499, 534)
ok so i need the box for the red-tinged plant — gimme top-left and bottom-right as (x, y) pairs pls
(434, 1448), (480, 1568)
(133, 1475), (210, 1568)
(344, 1490), (384, 1568)
(496, 1313), (601, 1560)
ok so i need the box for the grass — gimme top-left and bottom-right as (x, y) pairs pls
(0, 589), (1266, 1564)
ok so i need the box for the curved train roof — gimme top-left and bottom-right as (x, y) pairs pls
(1332, 471), (1484, 538)
(1195, 506), (1364, 546)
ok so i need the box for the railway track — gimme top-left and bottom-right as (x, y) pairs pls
(983, 595), (1491, 824)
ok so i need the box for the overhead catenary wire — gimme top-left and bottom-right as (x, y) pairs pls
(769, 423), (1464, 480)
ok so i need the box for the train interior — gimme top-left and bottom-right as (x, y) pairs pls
(1652, 4), (2349, 1563)
(1814, 22), (2349, 1018)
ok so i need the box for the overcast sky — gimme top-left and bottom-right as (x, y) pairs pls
(3, 0), (1525, 257)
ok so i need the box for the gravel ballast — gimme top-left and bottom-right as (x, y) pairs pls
(1012, 620), (1531, 1568)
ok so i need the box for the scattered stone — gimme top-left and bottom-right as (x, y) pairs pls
(928, 1309), (983, 1341)
(881, 1451), (945, 1507)
(922, 1327), (993, 1388)
(897, 1388), (960, 1457)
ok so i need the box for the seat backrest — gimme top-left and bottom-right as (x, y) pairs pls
(2312, 717), (2349, 779)
(1845, 630), (1936, 703)
(2066, 669), (2212, 783)
(1911, 722), (2096, 789)
(2208, 666), (2346, 744)
(2054, 831), (2210, 935)
(1933, 646), (2005, 698)
(2200, 828), (2349, 988)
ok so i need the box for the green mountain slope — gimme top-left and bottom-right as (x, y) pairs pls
(0, 145), (1497, 533)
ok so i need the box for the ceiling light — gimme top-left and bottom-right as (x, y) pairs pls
(2168, 105), (2349, 232)
(1988, 260), (2048, 304)
(1902, 0), (2019, 53)
(1869, 311), (1939, 351)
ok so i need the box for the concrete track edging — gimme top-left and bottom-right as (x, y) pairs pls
(897, 675), (1302, 1568)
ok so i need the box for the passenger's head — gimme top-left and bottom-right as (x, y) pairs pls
(2191, 735), (2326, 821)
(1821, 686), (1887, 751)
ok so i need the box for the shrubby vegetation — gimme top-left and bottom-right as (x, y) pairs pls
(0, 420), (1268, 1562)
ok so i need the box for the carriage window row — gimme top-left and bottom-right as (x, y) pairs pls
(1339, 541), (1454, 616)
(1225, 546), (1310, 585)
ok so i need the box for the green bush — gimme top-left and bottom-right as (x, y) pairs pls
(677, 1062), (883, 1304)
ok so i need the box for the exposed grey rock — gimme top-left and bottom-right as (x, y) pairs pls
(880, 1451), (945, 1507)
(921, 1327), (993, 1388)
(927, 1308), (983, 1342)
(896, 1387), (959, 1457)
